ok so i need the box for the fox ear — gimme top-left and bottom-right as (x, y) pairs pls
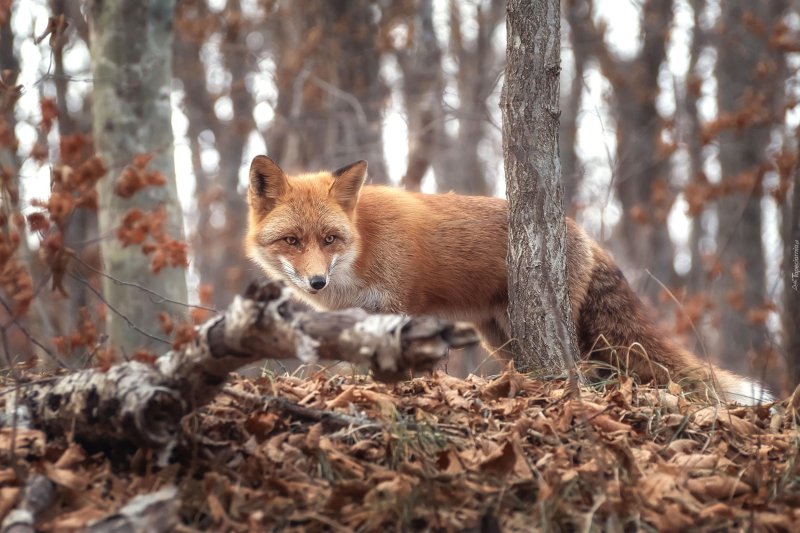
(249, 155), (287, 213)
(330, 160), (367, 212)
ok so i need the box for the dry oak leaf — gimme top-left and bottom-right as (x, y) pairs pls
(114, 153), (168, 198)
(686, 475), (752, 501)
(0, 487), (20, 523)
(692, 407), (762, 436)
(590, 413), (631, 434)
(44, 462), (85, 491)
(477, 433), (532, 480)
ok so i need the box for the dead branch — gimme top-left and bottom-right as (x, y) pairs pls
(6, 280), (478, 453)
(86, 487), (179, 533)
(0, 475), (56, 533)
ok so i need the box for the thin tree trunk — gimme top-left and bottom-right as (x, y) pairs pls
(714, 0), (785, 375)
(0, 17), (43, 363)
(433, 0), (505, 195)
(501, 0), (578, 374)
(612, 0), (675, 302)
(89, 0), (188, 355)
(783, 130), (800, 388)
(265, 0), (388, 182)
(213, 0), (254, 305)
(50, 0), (98, 334)
(173, 0), (219, 301)
(568, 0), (676, 303)
(397, 0), (445, 191)
(562, 0), (588, 214)
(684, 0), (707, 293)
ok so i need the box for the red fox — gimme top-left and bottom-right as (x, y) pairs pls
(245, 156), (773, 405)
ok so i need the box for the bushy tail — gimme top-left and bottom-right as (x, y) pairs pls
(685, 365), (774, 405)
(572, 237), (774, 406)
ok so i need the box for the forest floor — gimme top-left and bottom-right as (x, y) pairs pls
(1, 366), (799, 532)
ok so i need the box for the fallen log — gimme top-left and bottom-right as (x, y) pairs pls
(7, 280), (477, 454)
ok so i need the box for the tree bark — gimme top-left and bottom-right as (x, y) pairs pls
(561, 0), (589, 215)
(174, 0), (254, 308)
(89, 0), (188, 354)
(568, 0), (676, 303)
(86, 487), (179, 533)
(501, 0), (578, 374)
(432, 0), (505, 195)
(396, 0), (445, 191)
(784, 130), (800, 388)
(714, 0), (785, 374)
(0, 475), (56, 533)
(265, 0), (388, 182)
(10, 281), (477, 453)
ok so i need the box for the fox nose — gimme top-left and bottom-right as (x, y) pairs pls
(309, 276), (327, 290)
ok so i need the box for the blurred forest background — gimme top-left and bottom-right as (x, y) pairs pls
(0, 0), (798, 393)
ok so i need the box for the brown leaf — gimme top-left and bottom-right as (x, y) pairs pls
(686, 476), (752, 501)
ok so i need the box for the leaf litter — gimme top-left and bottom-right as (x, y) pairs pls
(1, 368), (799, 531)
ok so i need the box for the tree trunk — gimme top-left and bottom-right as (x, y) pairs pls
(433, 0), (505, 195)
(89, 0), (188, 355)
(784, 131), (800, 388)
(567, 0), (676, 303)
(501, 0), (578, 374)
(714, 0), (784, 375)
(174, 0), (254, 309)
(266, 0), (388, 182)
(611, 0), (675, 303)
(50, 0), (98, 334)
(561, 0), (588, 215)
(396, 0), (445, 191)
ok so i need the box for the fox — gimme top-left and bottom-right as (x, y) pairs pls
(245, 155), (773, 405)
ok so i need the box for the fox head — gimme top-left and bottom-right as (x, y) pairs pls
(245, 155), (367, 295)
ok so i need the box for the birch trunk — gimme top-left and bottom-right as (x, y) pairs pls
(89, 0), (188, 354)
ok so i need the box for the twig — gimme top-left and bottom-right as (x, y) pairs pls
(69, 253), (216, 312)
(0, 295), (66, 369)
(68, 272), (171, 346)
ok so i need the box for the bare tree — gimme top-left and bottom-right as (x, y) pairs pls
(49, 0), (98, 331)
(682, 0), (707, 293)
(568, 0), (676, 303)
(714, 0), (786, 374)
(433, 0), (505, 195)
(89, 0), (188, 354)
(394, 0), (446, 191)
(502, 0), (578, 374)
(561, 0), (589, 214)
(783, 130), (799, 387)
(174, 0), (253, 308)
(265, 0), (388, 182)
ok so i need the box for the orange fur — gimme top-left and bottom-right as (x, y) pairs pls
(245, 156), (773, 405)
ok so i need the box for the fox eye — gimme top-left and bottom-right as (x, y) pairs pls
(284, 236), (298, 245)
(323, 235), (336, 245)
